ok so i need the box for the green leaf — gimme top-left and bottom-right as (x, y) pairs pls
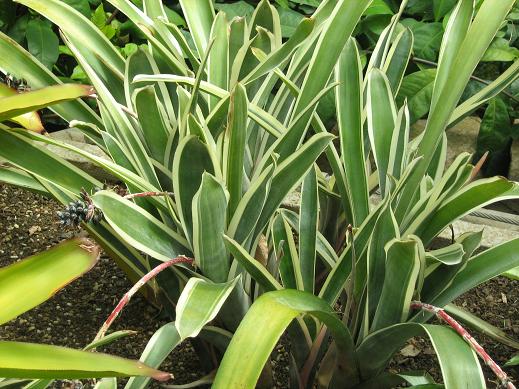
(175, 277), (239, 340)
(84, 330), (137, 351)
(0, 129), (100, 196)
(336, 38), (369, 225)
(91, 190), (190, 262)
(25, 19), (59, 70)
(444, 304), (519, 349)
(125, 323), (181, 389)
(357, 323), (485, 388)
(433, 0), (457, 21)
(213, 290), (356, 389)
(474, 97), (511, 177)
(227, 164), (275, 247)
(299, 166), (318, 293)
(503, 266), (519, 280)
(214, 1), (254, 20)
(400, 0), (515, 215)
(415, 178), (519, 244)
(0, 239), (98, 325)
(254, 132), (333, 235)
(133, 86), (170, 163)
(179, 0), (214, 58)
(0, 342), (170, 380)
(277, 7), (304, 38)
(401, 20), (443, 61)
(397, 69), (436, 123)
(371, 237), (423, 331)
(224, 84), (248, 216)
(0, 84), (95, 122)
(272, 213), (301, 290)
(482, 37), (519, 62)
(278, 0), (371, 159)
(383, 28), (414, 94)
(366, 69), (397, 196)
(208, 12), (229, 110)
(17, 0), (125, 79)
(192, 173), (230, 283)
(0, 83), (43, 132)
(427, 238), (519, 310)
(223, 235), (283, 292)
(94, 378), (117, 389)
(366, 202), (399, 323)
(172, 135), (215, 245)
(505, 354), (519, 367)
(365, 0), (394, 16)
(62, 0), (91, 17)
(0, 166), (47, 195)
(243, 18), (315, 85)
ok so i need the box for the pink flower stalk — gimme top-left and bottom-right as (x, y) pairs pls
(411, 301), (516, 389)
(94, 255), (194, 341)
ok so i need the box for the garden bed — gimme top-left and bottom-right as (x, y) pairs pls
(0, 183), (518, 388)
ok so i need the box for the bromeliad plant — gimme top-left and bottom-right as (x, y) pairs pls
(0, 0), (340, 378)
(1, 0), (519, 387)
(213, 0), (519, 388)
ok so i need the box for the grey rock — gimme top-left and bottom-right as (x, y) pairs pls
(45, 131), (116, 183)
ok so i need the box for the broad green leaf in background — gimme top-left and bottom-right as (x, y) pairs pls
(482, 38), (519, 62)
(401, 19), (443, 61)
(25, 19), (59, 70)
(62, 0), (91, 18)
(277, 7), (305, 38)
(365, 0), (394, 16)
(433, 0), (457, 21)
(474, 97), (512, 177)
(214, 1), (255, 20)
(0, 239), (99, 325)
(397, 69), (436, 123)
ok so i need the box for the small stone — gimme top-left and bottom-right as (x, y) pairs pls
(28, 225), (41, 235)
(400, 344), (421, 357)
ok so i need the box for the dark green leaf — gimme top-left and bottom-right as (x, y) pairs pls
(26, 19), (59, 69)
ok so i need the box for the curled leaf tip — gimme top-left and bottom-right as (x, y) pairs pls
(81, 85), (96, 96)
(78, 237), (101, 259)
(152, 370), (174, 382)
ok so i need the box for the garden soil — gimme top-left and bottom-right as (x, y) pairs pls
(0, 184), (517, 388)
